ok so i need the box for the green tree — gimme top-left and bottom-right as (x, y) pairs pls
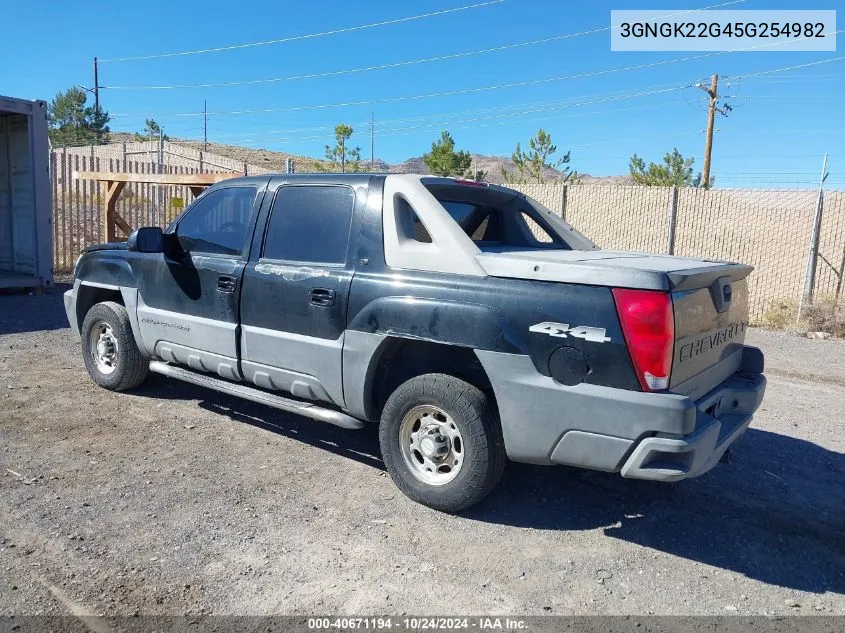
(503, 128), (575, 184)
(47, 87), (110, 147)
(136, 118), (169, 141)
(322, 123), (360, 173)
(422, 131), (472, 177)
(629, 148), (705, 187)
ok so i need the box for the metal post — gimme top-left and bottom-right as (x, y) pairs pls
(93, 57), (99, 113)
(834, 247), (845, 306)
(798, 153), (829, 321)
(560, 184), (568, 221)
(203, 100), (208, 151)
(370, 112), (374, 171)
(667, 186), (679, 255)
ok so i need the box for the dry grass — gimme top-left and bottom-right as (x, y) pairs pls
(757, 294), (845, 338)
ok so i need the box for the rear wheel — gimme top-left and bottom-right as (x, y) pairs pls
(379, 373), (505, 513)
(81, 301), (149, 391)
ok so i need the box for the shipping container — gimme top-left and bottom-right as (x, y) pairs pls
(0, 95), (52, 289)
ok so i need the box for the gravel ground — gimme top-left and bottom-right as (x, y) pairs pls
(0, 285), (843, 618)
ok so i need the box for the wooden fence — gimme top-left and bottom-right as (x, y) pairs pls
(51, 150), (243, 271)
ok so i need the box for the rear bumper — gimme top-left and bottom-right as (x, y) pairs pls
(475, 348), (766, 481)
(619, 372), (765, 481)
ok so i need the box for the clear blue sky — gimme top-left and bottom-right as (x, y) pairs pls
(3, 0), (843, 186)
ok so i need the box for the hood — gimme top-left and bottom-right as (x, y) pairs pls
(84, 242), (129, 253)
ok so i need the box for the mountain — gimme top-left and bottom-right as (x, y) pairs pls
(109, 133), (630, 184)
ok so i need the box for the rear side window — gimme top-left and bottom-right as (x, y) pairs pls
(263, 185), (354, 264)
(521, 212), (554, 243)
(176, 186), (256, 256)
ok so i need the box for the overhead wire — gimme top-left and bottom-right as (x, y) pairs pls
(110, 39), (845, 120)
(98, 0), (506, 62)
(219, 102), (697, 147)
(204, 81), (691, 139)
(102, 0), (748, 90)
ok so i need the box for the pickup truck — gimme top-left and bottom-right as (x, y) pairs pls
(65, 174), (766, 512)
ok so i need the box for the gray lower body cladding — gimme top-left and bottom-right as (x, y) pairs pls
(475, 349), (766, 482)
(64, 285), (80, 336)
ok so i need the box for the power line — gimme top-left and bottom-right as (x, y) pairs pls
(729, 56), (845, 80)
(229, 127), (702, 151)
(98, 0), (505, 63)
(204, 82), (689, 139)
(102, 1), (747, 91)
(110, 55), (726, 117)
(103, 32), (620, 90)
(110, 51), (845, 121)
(214, 99), (697, 147)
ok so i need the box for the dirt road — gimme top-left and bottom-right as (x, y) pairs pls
(1, 285), (843, 617)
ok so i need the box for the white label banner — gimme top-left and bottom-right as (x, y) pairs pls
(610, 10), (836, 51)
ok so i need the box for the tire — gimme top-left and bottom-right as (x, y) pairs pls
(379, 373), (505, 513)
(81, 301), (149, 391)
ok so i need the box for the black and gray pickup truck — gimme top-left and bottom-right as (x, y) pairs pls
(65, 174), (766, 512)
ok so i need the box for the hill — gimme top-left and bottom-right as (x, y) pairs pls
(109, 132), (631, 185)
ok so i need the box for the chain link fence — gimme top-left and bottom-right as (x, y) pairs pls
(566, 185), (671, 254)
(674, 188), (820, 320)
(51, 145), (844, 323)
(816, 190), (845, 301)
(508, 183), (845, 321)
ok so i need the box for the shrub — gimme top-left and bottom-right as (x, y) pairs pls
(758, 295), (845, 338)
(802, 295), (845, 338)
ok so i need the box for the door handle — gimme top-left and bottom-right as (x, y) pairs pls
(310, 288), (336, 306)
(217, 275), (237, 292)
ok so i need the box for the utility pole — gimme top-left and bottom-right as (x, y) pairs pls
(203, 100), (208, 151)
(370, 112), (375, 172)
(93, 57), (100, 113)
(699, 74), (718, 188)
(697, 74), (732, 188)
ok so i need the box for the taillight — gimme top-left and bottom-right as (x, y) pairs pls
(612, 288), (674, 391)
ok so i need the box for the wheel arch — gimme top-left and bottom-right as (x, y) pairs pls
(343, 333), (495, 423)
(76, 282), (146, 358)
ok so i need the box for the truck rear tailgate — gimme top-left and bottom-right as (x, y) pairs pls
(670, 275), (750, 399)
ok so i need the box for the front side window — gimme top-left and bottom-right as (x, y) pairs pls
(263, 185), (355, 264)
(176, 186), (256, 255)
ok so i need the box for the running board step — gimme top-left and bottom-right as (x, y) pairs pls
(148, 361), (364, 430)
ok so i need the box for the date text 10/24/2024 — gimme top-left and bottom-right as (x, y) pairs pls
(307, 618), (528, 630)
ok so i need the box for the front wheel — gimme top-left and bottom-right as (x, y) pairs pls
(81, 301), (149, 391)
(379, 373), (505, 513)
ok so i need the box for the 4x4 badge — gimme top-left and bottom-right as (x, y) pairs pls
(529, 322), (611, 343)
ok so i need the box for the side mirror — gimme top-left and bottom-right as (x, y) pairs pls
(128, 227), (164, 253)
